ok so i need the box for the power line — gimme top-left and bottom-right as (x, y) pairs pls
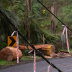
(37, 0), (72, 32)
(0, 8), (62, 72)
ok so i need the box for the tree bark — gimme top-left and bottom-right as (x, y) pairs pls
(25, 0), (30, 40)
(43, 34), (45, 44)
(50, 2), (56, 34)
(29, 0), (32, 11)
(25, 0), (32, 40)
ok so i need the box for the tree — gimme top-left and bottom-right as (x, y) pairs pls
(50, 2), (56, 34)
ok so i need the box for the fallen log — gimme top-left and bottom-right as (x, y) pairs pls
(19, 44), (55, 56)
(0, 47), (22, 61)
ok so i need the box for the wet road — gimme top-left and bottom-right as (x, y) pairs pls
(0, 57), (72, 72)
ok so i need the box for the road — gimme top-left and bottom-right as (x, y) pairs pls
(0, 57), (72, 72)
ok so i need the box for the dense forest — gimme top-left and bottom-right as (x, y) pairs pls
(0, 0), (72, 51)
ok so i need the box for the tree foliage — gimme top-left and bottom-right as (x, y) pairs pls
(0, 0), (72, 51)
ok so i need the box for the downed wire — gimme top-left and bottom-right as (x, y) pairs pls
(0, 8), (62, 72)
(37, 0), (72, 32)
(37, 0), (72, 71)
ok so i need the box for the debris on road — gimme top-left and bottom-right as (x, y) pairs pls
(45, 51), (71, 58)
(19, 44), (55, 56)
(56, 51), (71, 58)
(0, 47), (22, 61)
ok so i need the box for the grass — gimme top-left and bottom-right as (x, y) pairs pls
(0, 60), (16, 66)
(21, 56), (41, 61)
(70, 49), (72, 53)
(20, 56), (33, 61)
(0, 56), (41, 66)
(59, 48), (72, 53)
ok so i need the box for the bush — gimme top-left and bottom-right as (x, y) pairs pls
(0, 42), (7, 50)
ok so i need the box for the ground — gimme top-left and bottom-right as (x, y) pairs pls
(0, 57), (72, 72)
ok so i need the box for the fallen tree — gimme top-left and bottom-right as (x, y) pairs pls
(19, 44), (55, 57)
(0, 47), (22, 61)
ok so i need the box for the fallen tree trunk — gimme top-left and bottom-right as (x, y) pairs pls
(0, 47), (22, 61)
(19, 44), (55, 56)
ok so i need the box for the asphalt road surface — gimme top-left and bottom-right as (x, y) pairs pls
(0, 57), (72, 72)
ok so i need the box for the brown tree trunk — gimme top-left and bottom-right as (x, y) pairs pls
(29, 0), (32, 11)
(25, 0), (30, 40)
(43, 34), (45, 44)
(50, 2), (56, 34)
(24, 0), (32, 40)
